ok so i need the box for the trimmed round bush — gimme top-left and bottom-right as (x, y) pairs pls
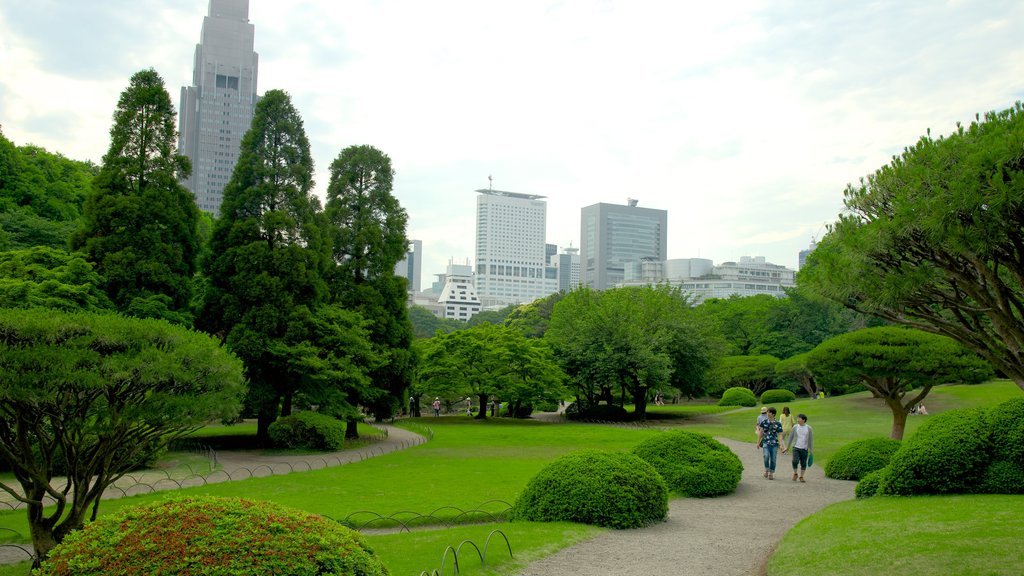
(632, 431), (743, 497)
(510, 449), (668, 528)
(825, 437), (902, 481)
(986, 398), (1024, 467)
(759, 389), (796, 405)
(35, 496), (389, 576)
(718, 387), (756, 407)
(880, 407), (989, 495)
(268, 411), (347, 451)
(855, 468), (886, 499)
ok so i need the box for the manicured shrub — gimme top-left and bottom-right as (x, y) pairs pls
(855, 468), (885, 499)
(879, 408), (989, 495)
(35, 496), (389, 576)
(825, 437), (902, 481)
(510, 449), (668, 528)
(565, 402), (630, 421)
(981, 460), (1024, 495)
(718, 387), (757, 407)
(632, 431), (743, 497)
(268, 411), (347, 451)
(759, 388), (796, 405)
(986, 398), (1024, 467)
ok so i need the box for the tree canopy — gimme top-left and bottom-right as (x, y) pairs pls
(800, 103), (1024, 392)
(71, 69), (199, 323)
(0, 246), (113, 312)
(0, 308), (244, 564)
(546, 285), (719, 418)
(806, 327), (993, 439)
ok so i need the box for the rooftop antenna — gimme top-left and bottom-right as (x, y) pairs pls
(488, 175), (493, 191)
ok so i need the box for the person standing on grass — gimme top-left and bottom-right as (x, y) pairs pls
(432, 397), (441, 417)
(783, 413), (814, 482)
(779, 406), (796, 444)
(758, 407), (784, 479)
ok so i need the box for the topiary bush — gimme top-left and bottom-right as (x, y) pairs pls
(35, 496), (389, 576)
(510, 449), (668, 528)
(565, 402), (630, 421)
(986, 398), (1024, 467)
(825, 437), (902, 481)
(759, 389), (796, 405)
(632, 431), (743, 497)
(268, 411), (347, 451)
(879, 408), (989, 495)
(855, 468), (886, 499)
(718, 387), (757, 407)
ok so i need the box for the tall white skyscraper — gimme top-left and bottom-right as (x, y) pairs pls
(474, 188), (555, 306)
(178, 0), (259, 215)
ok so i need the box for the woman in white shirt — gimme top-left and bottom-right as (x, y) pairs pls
(783, 414), (813, 482)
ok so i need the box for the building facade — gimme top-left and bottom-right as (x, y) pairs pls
(580, 199), (668, 290)
(437, 262), (482, 321)
(394, 239), (423, 294)
(178, 0), (259, 216)
(551, 245), (581, 292)
(474, 188), (556, 306)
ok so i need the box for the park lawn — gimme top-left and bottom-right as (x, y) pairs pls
(769, 494), (1024, 576)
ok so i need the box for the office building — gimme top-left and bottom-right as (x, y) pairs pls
(580, 199), (668, 290)
(620, 256), (796, 305)
(798, 240), (817, 270)
(438, 262), (482, 321)
(394, 239), (423, 294)
(551, 245), (581, 292)
(178, 0), (259, 215)
(474, 187), (556, 306)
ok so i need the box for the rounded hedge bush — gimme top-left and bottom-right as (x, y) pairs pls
(855, 468), (886, 499)
(824, 437), (902, 481)
(718, 387), (757, 407)
(510, 449), (668, 528)
(35, 496), (389, 576)
(986, 398), (1024, 467)
(759, 389), (796, 405)
(632, 431), (743, 497)
(879, 407), (989, 495)
(268, 411), (347, 451)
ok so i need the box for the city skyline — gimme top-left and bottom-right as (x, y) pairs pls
(1, 1), (1022, 280)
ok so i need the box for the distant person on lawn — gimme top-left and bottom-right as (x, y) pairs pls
(783, 413), (814, 482)
(432, 397), (441, 417)
(758, 407), (784, 480)
(779, 406), (796, 443)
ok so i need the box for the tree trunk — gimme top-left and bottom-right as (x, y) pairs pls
(633, 386), (648, 421)
(886, 397), (909, 440)
(346, 418), (359, 439)
(475, 393), (488, 419)
(280, 389), (293, 417)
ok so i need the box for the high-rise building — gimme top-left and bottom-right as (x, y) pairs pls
(438, 262), (482, 321)
(798, 240), (817, 270)
(580, 199), (668, 290)
(394, 239), (423, 294)
(178, 0), (259, 215)
(474, 188), (556, 306)
(551, 245), (581, 292)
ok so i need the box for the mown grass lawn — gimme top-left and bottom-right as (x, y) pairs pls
(0, 381), (1020, 575)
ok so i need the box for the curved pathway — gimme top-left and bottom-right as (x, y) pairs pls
(518, 437), (856, 576)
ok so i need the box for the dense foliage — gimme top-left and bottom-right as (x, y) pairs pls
(632, 431), (743, 497)
(858, 399), (1024, 497)
(35, 496), (389, 576)
(799, 104), (1024, 392)
(824, 437), (902, 481)
(71, 69), (199, 325)
(711, 355), (779, 396)
(759, 389), (796, 404)
(0, 246), (112, 311)
(807, 327), (993, 439)
(511, 449), (668, 528)
(718, 386), (757, 407)
(268, 411), (348, 451)
(0, 308), (244, 563)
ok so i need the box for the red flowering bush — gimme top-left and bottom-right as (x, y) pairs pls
(35, 496), (389, 575)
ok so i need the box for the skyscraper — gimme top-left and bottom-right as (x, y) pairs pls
(474, 187), (555, 306)
(178, 0), (259, 215)
(580, 199), (668, 290)
(394, 239), (423, 294)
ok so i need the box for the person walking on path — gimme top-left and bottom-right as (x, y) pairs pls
(432, 397), (441, 417)
(755, 406), (768, 446)
(779, 406), (796, 443)
(758, 407), (783, 479)
(783, 413), (814, 482)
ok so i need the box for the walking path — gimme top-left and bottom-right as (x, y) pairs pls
(518, 436), (856, 576)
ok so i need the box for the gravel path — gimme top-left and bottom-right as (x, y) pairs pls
(518, 437), (856, 576)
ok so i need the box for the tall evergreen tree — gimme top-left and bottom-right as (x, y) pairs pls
(324, 145), (415, 431)
(71, 69), (198, 323)
(200, 89), (329, 443)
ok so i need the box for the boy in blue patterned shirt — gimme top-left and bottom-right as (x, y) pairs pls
(758, 406), (784, 479)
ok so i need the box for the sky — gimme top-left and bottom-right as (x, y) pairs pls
(2, 1), (1023, 282)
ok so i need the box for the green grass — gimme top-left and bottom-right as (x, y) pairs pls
(769, 495), (1024, 576)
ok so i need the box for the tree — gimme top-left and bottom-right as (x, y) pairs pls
(710, 355), (780, 396)
(806, 327), (993, 439)
(408, 304), (462, 338)
(0, 308), (244, 565)
(774, 352), (817, 397)
(0, 246), (113, 312)
(324, 145), (415, 432)
(71, 69), (199, 323)
(200, 89), (328, 444)
(505, 291), (567, 338)
(546, 285), (719, 419)
(418, 323), (565, 419)
(799, 104), (1024, 392)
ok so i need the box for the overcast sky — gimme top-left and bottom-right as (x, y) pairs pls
(2, 1), (1022, 281)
